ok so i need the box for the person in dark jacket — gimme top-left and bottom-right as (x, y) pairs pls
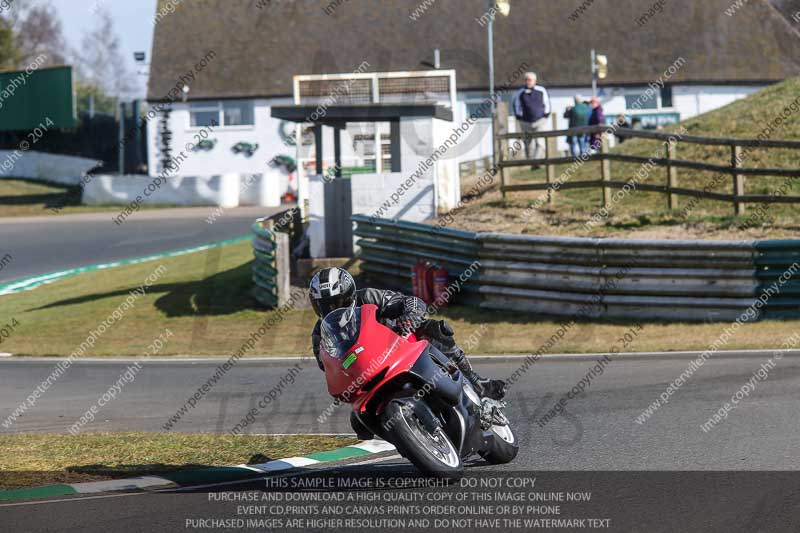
(614, 114), (632, 144)
(588, 96), (606, 151)
(565, 95), (591, 157)
(512, 72), (551, 168)
(308, 267), (506, 439)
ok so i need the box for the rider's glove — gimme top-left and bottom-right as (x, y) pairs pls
(403, 296), (426, 319)
(396, 296), (426, 336)
(396, 317), (417, 337)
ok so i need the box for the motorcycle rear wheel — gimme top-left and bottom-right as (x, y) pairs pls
(382, 401), (463, 479)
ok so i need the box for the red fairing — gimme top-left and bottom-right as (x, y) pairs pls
(321, 304), (426, 412)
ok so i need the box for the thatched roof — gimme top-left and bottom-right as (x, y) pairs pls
(770, 0), (800, 24)
(148, 0), (800, 101)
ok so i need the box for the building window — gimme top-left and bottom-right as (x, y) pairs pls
(625, 92), (659, 110)
(466, 101), (492, 120)
(189, 100), (255, 128)
(189, 103), (219, 127)
(660, 85), (673, 108)
(223, 101), (255, 126)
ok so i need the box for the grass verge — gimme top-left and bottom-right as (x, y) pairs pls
(0, 178), (178, 217)
(2, 239), (797, 356)
(442, 307), (799, 354)
(0, 239), (319, 356)
(448, 78), (800, 240)
(0, 432), (357, 490)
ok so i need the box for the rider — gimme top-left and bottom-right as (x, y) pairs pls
(309, 267), (506, 402)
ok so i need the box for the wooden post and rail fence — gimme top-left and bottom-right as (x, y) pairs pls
(495, 121), (800, 215)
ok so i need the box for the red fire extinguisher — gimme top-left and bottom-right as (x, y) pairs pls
(430, 265), (450, 307)
(411, 260), (429, 302)
(423, 263), (436, 305)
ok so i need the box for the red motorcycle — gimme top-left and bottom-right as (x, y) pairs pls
(320, 304), (518, 478)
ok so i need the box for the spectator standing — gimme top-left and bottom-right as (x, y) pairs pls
(513, 72), (551, 168)
(614, 114), (632, 144)
(588, 96), (605, 151)
(565, 95), (590, 156)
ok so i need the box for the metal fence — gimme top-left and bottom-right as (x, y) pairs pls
(479, 233), (758, 321)
(353, 215), (800, 321)
(497, 125), (800, 215)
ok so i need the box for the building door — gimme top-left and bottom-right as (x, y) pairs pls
(324, 177), (352, 257)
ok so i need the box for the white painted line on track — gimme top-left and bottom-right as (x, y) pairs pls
(351, 440), (398, 454)
(0, 357), (316, 364)
(0, 448), (402, 508)
(344, 453), (403, 467)
(71, 476), (176, 494)
(277, 456), (320, 468)
(5, 349), (800, 363)
(168, 452), (403, 493)
(234, 464), (270, 473)
(0, 454), (403, 508)
(234, 433), (357, 437)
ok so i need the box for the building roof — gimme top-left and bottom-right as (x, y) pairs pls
(770, 0), (800, 25)
(148, 0), (800, 101)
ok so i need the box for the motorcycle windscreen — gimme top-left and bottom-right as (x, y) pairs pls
(320, 306), (361, 360)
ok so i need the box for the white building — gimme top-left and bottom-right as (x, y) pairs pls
(146, 0), (800, 207)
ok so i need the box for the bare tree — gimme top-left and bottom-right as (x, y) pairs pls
(17, 4), (68, 66)
(3, 0), (67, 67)
(75, 7), (135, 99)
(2, 0), (32, 32)
(0, 17), (20, 71)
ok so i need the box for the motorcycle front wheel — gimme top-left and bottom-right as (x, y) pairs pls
(479, 423), (519, 464)
(382, 400), (463, 479)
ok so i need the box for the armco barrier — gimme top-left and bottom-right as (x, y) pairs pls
(251, 211), (293, 308)
(478, 234), (758, 321)
(352, 215), (481, 306)
(754, 241), (800, 319)
(353, 215), (800, 321)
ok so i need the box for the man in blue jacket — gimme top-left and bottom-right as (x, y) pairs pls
(513, 72), (551, 168)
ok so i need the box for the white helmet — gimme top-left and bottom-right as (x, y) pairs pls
(309, 267), (356, 318)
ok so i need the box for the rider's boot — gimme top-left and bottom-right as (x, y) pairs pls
(448, 347), (507, 401)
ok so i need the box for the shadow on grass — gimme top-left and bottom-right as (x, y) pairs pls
(66, 452), (276, 478)
(0, 178), (82, 209)
(0, 454), (277, 489)
(33, 261), (261, 317)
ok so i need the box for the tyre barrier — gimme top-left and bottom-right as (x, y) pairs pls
(353, 215), (800, 321)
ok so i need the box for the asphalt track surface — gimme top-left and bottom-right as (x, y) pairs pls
(0, 206), (284, 284)
(3, 353), (800, 469)
(4, 353), (800, 532)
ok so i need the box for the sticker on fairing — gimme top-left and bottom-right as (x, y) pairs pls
(343, 353), (357, 369)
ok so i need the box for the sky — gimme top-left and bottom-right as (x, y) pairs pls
(49, 0), (158, 98)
